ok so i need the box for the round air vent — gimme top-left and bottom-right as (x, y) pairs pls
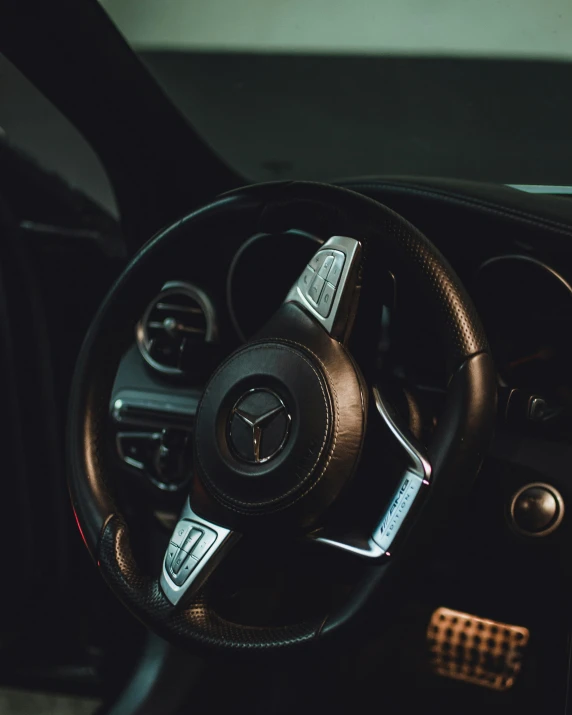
(136, 281), (217, 375)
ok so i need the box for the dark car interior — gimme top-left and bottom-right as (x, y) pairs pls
(2, 1), (572, 714)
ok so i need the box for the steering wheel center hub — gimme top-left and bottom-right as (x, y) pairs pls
(194, 339), (341, 522)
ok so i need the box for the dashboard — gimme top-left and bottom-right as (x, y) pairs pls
(107, 179), (572, 510)
(473, 255), (572, 392)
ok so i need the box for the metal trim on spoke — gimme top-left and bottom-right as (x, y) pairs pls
(285, 235), (362, 340)
(372, 387), (431, 480)
(160, 501), (238, 606)
(313, 386), (431, 559)
(370, 386), (431, 553)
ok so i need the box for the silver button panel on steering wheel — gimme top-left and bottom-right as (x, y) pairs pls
(165, 524), (216, 586)
(286, 235), (361, 338)
(160, 501), (237, 606)
(299, 249), (345, 318)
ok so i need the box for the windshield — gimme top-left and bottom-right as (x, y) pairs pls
(101, 0), (572, 185)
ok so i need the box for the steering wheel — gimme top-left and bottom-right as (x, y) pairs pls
(68, 182), (496, 653)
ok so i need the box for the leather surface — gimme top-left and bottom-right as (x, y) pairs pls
(99, 515), (323, 652)
(255, 303), (369, 526)
(68, 181), (495, 652)
(192, 302), (367, 532)
(193, 338), (334, 516)
(320, 352), (497, 639)
(228, 182), (489, 371)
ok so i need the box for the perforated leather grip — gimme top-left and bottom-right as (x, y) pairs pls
(99, 516), (323, 651)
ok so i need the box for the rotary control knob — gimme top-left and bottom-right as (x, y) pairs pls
(509, 482), (564, 537)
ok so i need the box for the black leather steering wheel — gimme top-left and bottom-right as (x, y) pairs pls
(68, 181), (496, 653)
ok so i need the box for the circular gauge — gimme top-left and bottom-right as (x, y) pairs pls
(473, 255), (572, 394)
(227, 230), (322, 341)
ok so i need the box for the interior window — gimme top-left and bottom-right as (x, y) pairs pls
(101, 0), (572, 185)
(0, 53), (118, 216)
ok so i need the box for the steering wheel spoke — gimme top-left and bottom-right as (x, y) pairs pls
(312, 386), (431, 560)
(285, 235), (362, 342)
(369, 386), (431, 551)
(371, 386), (431, 484)
(160, 501), (239, 606)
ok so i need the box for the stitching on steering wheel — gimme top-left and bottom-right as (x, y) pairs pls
(194, 341), (333, 512)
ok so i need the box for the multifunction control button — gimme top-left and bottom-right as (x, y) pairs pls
(297, 249), (345, 319)
(165, 519), (218, 586)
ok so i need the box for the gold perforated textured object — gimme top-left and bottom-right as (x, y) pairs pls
(427, 607), (530, 691)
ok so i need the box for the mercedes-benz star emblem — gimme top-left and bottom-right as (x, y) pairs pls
(228, 389), (290, 464)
